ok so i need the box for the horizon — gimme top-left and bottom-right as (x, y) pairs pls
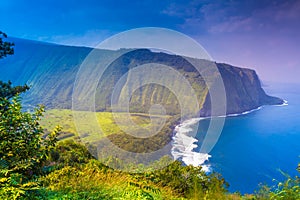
(1, 0), (300, 83)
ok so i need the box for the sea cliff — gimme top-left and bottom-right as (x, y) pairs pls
(0, 38), (283, 116)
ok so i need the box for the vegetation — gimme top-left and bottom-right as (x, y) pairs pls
(40, 109), (170, 142)
(0, 32), (60, 199)
(0, 96), (60, 199)
(0, 87), (299, 199)
(1, 31), (298, 199)
(1, 91), (298, 200)
(0, 31), (14, 59)
(255, 165), (300, 200)
(2, 135), (298, 199)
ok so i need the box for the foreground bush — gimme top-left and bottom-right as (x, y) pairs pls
(255, 164), (300, 200)
(0, 96), (60, 199)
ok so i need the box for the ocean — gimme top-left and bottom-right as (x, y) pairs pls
(172, 82), (300, 194)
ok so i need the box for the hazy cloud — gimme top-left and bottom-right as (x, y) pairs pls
(1, 0), (299, 83)
(44, 30), (114, 47)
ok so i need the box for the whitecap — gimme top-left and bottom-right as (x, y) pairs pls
(274, 100), (288, 106)
(241, 106), (262, 115)
(171, 103), (280, 172)
(171, 117), (211, 172)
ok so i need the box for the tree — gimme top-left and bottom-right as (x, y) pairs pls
(0, 96), (60, 199)
(0, 32), (29, 102)
(0, 97), (60, 176)
(0, 31), (14, 59)
(0, 31), (60, 199)
(0, 80), (29, 101)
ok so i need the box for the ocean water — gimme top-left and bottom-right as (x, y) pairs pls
(172, 82), (300, 194)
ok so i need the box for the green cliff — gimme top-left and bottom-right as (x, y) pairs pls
(0, 38), (283, 116)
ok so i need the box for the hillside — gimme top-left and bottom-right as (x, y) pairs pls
(0, 38), (283, 116)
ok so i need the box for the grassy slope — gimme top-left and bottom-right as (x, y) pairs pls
(41, 161), (184, 200)
(40, 109), (170, 142)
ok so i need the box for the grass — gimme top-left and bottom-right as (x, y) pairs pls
(40, 109), (170, 142)
(40, 160), (187, 200)
(39, 159), (257, 200)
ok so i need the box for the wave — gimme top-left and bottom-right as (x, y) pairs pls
(275, 100), (288, 106)
(171, 117), (212, 172)
(171, 105), (274, 172)
(241, 106), (262, 115)
(216, 106), (263, 118)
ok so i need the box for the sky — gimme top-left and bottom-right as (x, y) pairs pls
(1, 0), (300, 83)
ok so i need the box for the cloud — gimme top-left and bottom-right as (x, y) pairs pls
(41, 29), (115, 47)
(208, 16), (253, 33)
(268, 0), (300, 21)
(162, 0), (206, 18)
(164, 0), (300, 83)
(224, 1), (299, 34)
(162, 0), (300, 36)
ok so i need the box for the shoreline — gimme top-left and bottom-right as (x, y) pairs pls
(171, 100), (288, 171)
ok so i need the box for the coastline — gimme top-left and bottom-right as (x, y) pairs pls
(171, 100), (288, 172)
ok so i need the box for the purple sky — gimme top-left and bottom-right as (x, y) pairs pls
(1, 0), (300, 83)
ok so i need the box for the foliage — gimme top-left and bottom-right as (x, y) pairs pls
(0, 172), (39, 200)
(1, 123), (299, 200)
(41, 159), (179, 200)
(0, 32), (61, 199)
(0, 85), (59, 199)
(0, 80), (29, 101)
(0, 96), (60, 177)
(122, 181), (161, 200)
(6, 103), (298, 199)
(146, 161), (229, 199)
(255, 166), (300, 200)
(0, 96), (60, 199)
(0, 31), (14, 59)
(0, 31), (29, 108)
(39, 151), (250, 200)
(48, 139), (94, 167)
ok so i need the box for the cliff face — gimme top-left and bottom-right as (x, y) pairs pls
(200, 63), (283, 116)
(0, 38), (283, 116)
